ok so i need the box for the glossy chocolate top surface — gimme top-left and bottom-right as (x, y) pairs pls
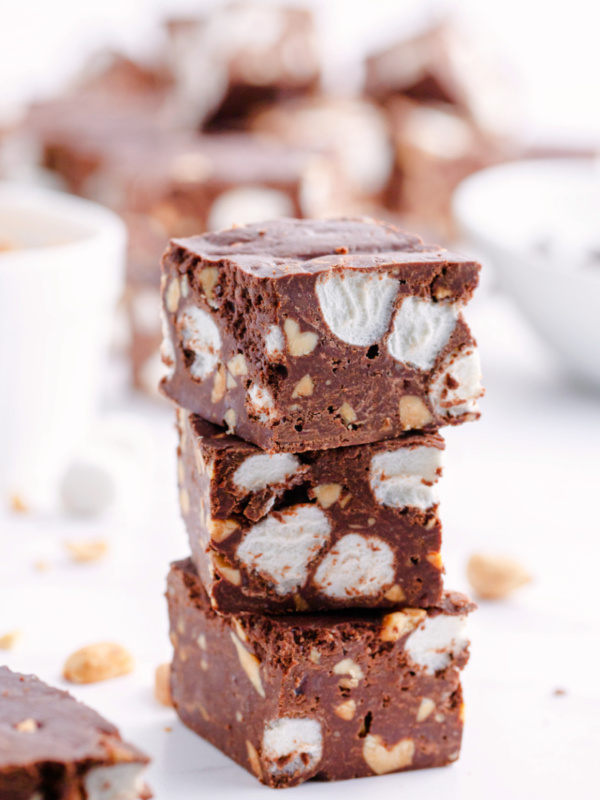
(171, 217), (478, 278)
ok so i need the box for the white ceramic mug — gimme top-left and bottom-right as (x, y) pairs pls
(0, 183), (126, 510)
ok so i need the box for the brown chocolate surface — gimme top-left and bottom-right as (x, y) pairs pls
(161, 217), (482, 452)
(0, 667), (150, 800)
(178, 411), (445, 612)
(168, 558), (473, 788)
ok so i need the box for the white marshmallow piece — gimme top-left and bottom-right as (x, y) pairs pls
(247, 382), (277, 422)
(178, 305), (221, 380)
(60, 458), (116, 517)
(233, 453), (300, 492)
(370, 446), (442, 510)
(387, 297), (458, 370)
(430, 348), (483, 418)
(313, 534), (395, 599)
(236, 504), (331, 595)
(262, 717), (323, 777)
(208, 186), (294, 232)
(265, 324), (285, 357)
(315, 270), (399, 347)
(405, 613), (469, 674)
(83, 762), (146, 800)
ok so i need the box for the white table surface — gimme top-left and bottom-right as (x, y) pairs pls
(1, 287), (599, 800)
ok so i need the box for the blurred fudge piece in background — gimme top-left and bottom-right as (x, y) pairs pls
(165, 2), (321, 131)
(250, 96), (394, 211)
(365, 19), (514, 235)
(0, 666), (151, 799)
(385, 97), (505, 237)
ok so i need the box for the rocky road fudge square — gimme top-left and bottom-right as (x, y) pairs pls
(0, 666), (150, 800)
(160, 217), (484, 453)
(167, 558), (474, 788)
(177, 411), (445, 613)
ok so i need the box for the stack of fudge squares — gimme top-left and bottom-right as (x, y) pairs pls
(160, 217), (484, 788)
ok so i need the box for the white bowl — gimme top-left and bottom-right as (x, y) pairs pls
(453, 158), (600, 387)
(0, 183), (126, 509)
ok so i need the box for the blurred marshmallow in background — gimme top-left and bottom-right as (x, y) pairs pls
(59, 412), (158, 518)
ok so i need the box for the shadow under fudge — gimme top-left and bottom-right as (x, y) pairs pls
(167, 558), (474, 789)
(177, 411), (446, 613)
(160, 217), (483, 453)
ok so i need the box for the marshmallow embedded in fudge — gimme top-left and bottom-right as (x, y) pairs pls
(262, 717), (323, 779)
(167, 558), (474, 789)
(83, 762), (148, 800)
(315, 270), (400, 346)
(176, 411), (445, 613)
(160, 217), (483, 453)
(312, 533), (395, 599)
(370, 445), (442, 510)
(236, 504), (332, 596)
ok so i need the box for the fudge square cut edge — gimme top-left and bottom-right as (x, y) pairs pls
(177, 410), (446, 613)
(167, 558), (474, 788)
(0, 666), (150, 800)
(160, 217), (484, 452)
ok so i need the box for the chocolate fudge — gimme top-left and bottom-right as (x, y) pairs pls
(168, 558), (473, 788)
(160, 217), (484, 452)
(0, 666), (150, 800)
(177, 411), (445, 613)
(166, 4), (320, 130)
